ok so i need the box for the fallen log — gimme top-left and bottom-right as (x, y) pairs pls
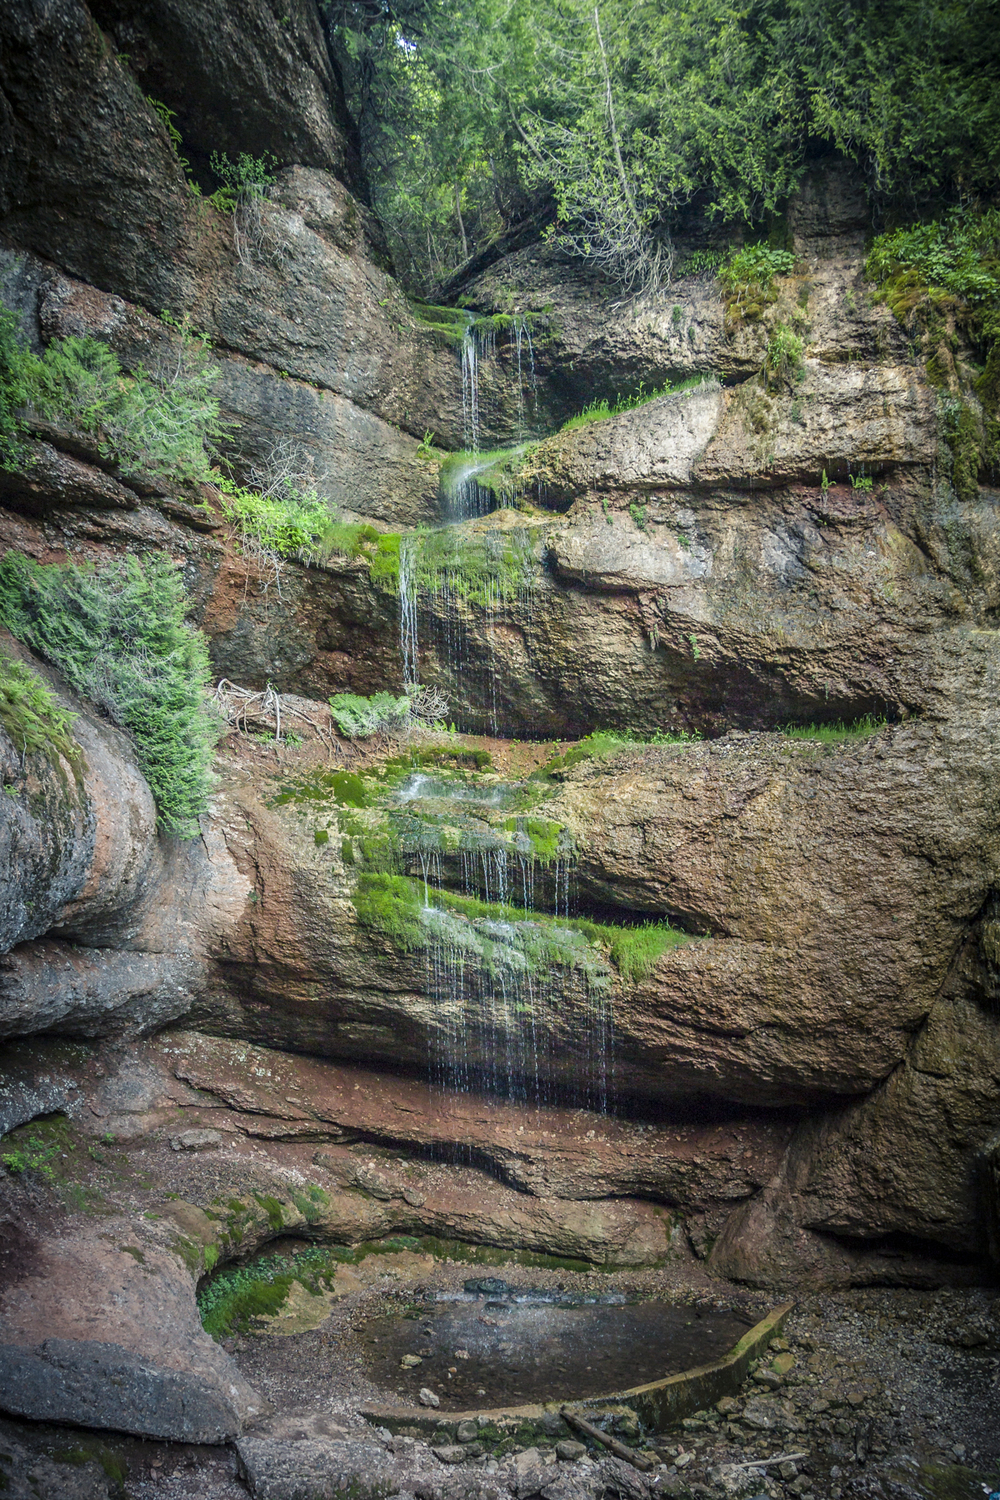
(560, 1407), (655, 1472)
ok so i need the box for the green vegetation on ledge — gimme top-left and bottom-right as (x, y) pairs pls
(0, 653), (80, 770)
(405, 525), (540, 607)
(781, 715), (886, 743)
(0, 552), (219, 836)
(560, 375), (713, 433)
(0, 307), (222, 482)
(351, 871), (692, 983)
(535, 729), (702, 778)
(866, 206), (1000, 481)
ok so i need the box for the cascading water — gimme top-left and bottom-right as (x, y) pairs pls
(391, 777), (615, 1118)
(399, 531), (419, 688)
(512, 316), (538, 439)
(393, 306), (691, 1111)
(398, 313), (544, 703)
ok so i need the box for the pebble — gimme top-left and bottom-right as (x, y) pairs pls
(418, 1387), (439, 1407)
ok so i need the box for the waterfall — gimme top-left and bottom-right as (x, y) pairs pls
(420, 900), (614, 1115)
(399, 532), (419, 687)
(512, 316), (538, 439)
(394, 779), (615, 1116)
(460, 315), (481, 453)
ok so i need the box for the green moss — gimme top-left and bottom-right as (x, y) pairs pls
(469, 311), (543, 339)
(0, 653), (80, 770)
(352, 872), (692, 983)
(198, 1236), (432, 1337)
(352, 871), (425, 949)
(169, 1233), (205, 1274)
(309, 520), (403, 588)
(289, 1184), (330, 1222)
(409, 300), (471, 346)
(567, 917), (690, 982)
(407, 524), (539, 607)
(942, 397), (984, 501)
(718, 244), (796, 324)
(501, 815), (565, 862)
(270, 768), (370, 809)
(253, 1193), (285, 1232)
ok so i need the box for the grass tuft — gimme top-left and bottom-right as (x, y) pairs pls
(781, 714), (886, 743)
(560, 374), (712, 432)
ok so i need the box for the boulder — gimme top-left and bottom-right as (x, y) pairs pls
(0, 1228), (264, 1439)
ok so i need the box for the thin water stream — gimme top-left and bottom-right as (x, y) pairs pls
(390, 774), (615, 1115)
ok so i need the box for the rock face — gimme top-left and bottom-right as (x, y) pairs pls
(0, 1216), (265, 1439)
(0, 633), (245, 1040)
(1, 3), (1000, 1459)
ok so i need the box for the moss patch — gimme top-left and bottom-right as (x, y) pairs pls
(352, 872), (692, 983)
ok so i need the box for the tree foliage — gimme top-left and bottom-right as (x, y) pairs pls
(324, 0), (1000, 294)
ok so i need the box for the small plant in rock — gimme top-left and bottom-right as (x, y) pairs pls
(0, 1118), (71, 1181)
(849, 473), (875, 491)
(209, 150), (280, 267)
(764, 323), (804, 387)
(629, 501), (648, 531)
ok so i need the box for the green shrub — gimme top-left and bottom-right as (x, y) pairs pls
(214, 475), (330, 559)
(0, 310), (222, 483)
(0, 652), (79, 768)
(209, 150), (277, 210)
(719, 244), (797, 322)
(329, 685), (450, 739)
(0, 552), (219, 835)
(0, 308), (32, 465)
(866, 208), (1000, 343)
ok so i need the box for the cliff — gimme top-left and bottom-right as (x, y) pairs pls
(0, 0), (999, 1458)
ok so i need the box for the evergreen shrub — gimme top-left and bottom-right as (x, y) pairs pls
(0, 552), (219, 835)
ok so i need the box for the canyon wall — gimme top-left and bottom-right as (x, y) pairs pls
(1, 0), (999, 1445)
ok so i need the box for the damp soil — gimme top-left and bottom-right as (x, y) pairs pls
(356, 1287), (754, 1409)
